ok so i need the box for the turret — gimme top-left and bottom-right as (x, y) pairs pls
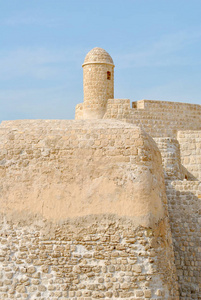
(82, 47), (115, 119)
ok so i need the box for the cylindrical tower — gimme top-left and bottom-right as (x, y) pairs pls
(82, 47), (115, 119)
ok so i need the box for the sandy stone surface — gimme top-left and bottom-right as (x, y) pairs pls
(0, 119), (179, 299)
(0, 46), (200, 299)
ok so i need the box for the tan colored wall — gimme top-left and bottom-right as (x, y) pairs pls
(132, 99), (201, 114)
(177, 130), (201, 181)
(104, 99), (201, 138)
(0, 216), (179, 300)
(154, 134), (201, 299)
(154, 138), (184, 180)
(0, 119), (165, 225)
(0, 119), (179, 299)
(166, 180), (201, 299)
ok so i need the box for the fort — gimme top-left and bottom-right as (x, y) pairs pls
(0, 47), (200, 299)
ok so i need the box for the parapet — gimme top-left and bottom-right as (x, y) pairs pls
(103, 99), (201, 138)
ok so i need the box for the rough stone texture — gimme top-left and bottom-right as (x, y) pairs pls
(152, 137), (201, 299)
(166, 181), (201, 300)
(154, 138), (184, 181)
(177, 130), (201, 181)
(0, 120), (179, 299)
(83, 47), (114, 65)
(77, 97), (201, 136)
(103, 99), (201, 138)
(0, 120), (165, 225)
(0, 47), (201, 299)
(0, 217), (179, 300)
(76, 47), (114, 120)
(75, 48), (201, 298)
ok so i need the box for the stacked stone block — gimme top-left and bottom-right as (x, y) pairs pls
(154, 138), (184, 180)
(0, 217), (179, 300)
(166, 181), (201, 299)
(102, 99), (201, 138)
(178, 130), (201, 181)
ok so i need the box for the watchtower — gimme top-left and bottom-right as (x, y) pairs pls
(82, 47), (115, 119)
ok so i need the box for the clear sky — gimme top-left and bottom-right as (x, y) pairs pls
(0, 0), (201, 122)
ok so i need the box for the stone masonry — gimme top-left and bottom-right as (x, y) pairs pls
(0, 47), (200, 299)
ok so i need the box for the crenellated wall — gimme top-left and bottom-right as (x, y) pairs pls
(102, 99), (201, 138)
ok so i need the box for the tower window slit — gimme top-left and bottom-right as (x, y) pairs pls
(107, 71), (111, 80)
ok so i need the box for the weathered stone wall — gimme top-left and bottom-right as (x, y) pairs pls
(0, 119), (179, 299)
(132, 100), (201, 114)
(154, 138), (184, 181)
(103, 99), (201, 138)
(166, 180), (201, 299)
(0, 119), (165, 224)
(178, 130), (201, 181)
(0, 216), (179, 300)
(1, 44), (201, 298)
(145, 136), (201, 299)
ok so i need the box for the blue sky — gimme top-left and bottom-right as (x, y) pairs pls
(0, 0), (201, 122)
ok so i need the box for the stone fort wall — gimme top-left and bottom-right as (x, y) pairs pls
(166, 180), (201, 299)
(0, 116), (201, 299)
(152, 135), (201, 299)
(151, 135), (201, 299)
(155, 134), (201, 299)
(97, 96), (201, 299)
(1, 45), (201, 299)
(177, 130), (201, 181)
(103, 99), (201, 138)
(74, 46), (201, 299)
(74, 99), (201, 139)
(0, 120), (179, 299)
(1, 103), (201, 299)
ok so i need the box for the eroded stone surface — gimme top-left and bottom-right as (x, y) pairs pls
(0, 120), (165, 226)
(0, 216), (179, 299)
(0, 119), (180, 299)
(1, 46), (201, 299)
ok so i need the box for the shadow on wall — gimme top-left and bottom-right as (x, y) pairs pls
(181, 166), (198, 181)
